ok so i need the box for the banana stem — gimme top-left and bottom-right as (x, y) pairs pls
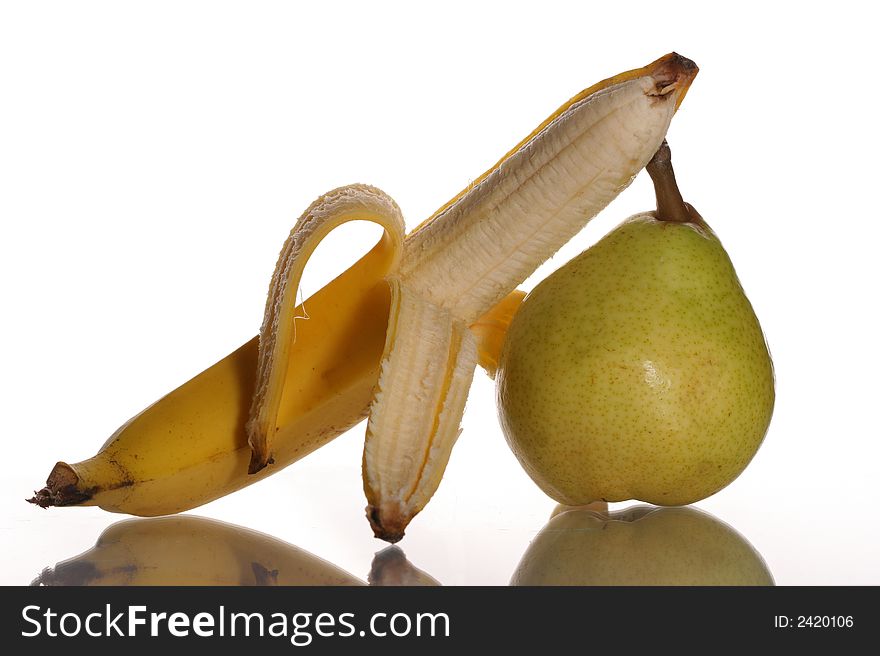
(646, 140), (693, 224)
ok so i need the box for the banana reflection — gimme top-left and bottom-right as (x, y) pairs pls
(33, 516), (364, 586)
(368, 546), (441, 586)
(511, 505), (773, 586)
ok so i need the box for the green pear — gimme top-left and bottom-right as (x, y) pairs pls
(510, 505), (774, 586)
(496, 141), (774, 506)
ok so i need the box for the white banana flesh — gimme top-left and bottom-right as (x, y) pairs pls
(400, 69), (685, 322)
(363, 279), (478, 541)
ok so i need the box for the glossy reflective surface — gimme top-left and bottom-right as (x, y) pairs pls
(32, 505), (773, 587)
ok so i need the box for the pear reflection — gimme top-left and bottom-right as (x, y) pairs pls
(511, 505), (773, 586)
(33, 516), (364, 586)
(368, 546), (441, 586)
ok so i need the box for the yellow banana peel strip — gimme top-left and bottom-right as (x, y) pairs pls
(469, 289), (527, 379)
(246, 184), (406, 474)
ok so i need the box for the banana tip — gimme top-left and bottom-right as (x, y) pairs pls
(28, 462), (91, 508)
(366, 504), (408, 544)
(648, 52), (699, 109)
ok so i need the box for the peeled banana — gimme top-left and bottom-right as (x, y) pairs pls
(360, 53), (697, 540)
(32, 53), (697, 542)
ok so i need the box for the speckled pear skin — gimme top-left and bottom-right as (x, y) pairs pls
(510, 505), (774, 586)
(496, 212), (774, 506)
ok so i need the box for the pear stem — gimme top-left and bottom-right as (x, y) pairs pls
(646, 140), (692, 223)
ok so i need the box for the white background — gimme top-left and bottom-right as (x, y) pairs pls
(2, 1), (878, 585)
